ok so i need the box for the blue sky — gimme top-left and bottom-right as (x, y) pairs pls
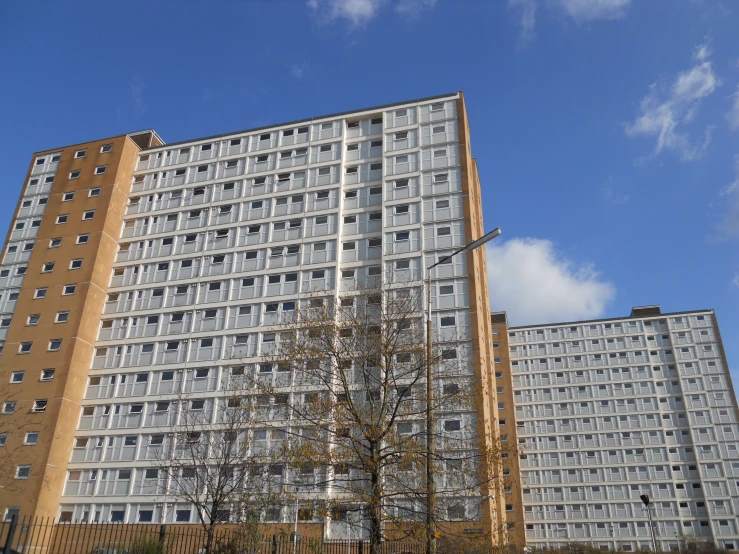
(1, 0), (738, 374)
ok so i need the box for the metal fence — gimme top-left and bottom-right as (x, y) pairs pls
(0, 517), (426, 554)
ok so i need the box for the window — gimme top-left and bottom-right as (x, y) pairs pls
(368, 238), (382, 248)
(48, 339), (62, 351)
(34, 288), (47, 299)
(94, 166), (107, 175)
(3, 402), (16, 414)
(394, 205), (409, 214)
(69, 170), (80, 179)
(440, 316), (456, 327)
(430, 102), (444, 112)
(55, 312), (69, 323)
(100, 144), (112, 153)
(32, 400), (47, 413)
(26, 314), (40, 326)
(433, 173), (448, 184)
(444, 420), (461, 432)
(0, 433), (6, 447)
(437, 227), (451, 236)
(15, 465), (31, 479)
(40, 369), (55, 381)
(89, 188), (101, 197)
(56, 214), (68, 224)
(11, 371), (24, 383)
(42, 262), (55, 273)
(395, 231), (410, 241)
(75, 149), (86, 158)
(19, 342), (32, 354)
(63, 192), (75, 202)
(69, 259), (83, 270)
(63, 284), (76, 295)
(439, 285), (454, 295)
(436, 200), (450, 209)
(24, 432), (39, 446)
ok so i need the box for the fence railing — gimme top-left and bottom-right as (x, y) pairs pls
(0, 517), (426, 554)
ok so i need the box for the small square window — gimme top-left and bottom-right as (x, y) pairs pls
(63, 284), (76, 295)
(24, 432), (39, 446)
(27, 314), (40, 326)
(40, 369), (55, 381)
(56, 215), (68, 224)
(62, 192), (75, 202)
(94, 166), (107, 175)
(69, 259), (83, 270)
(89, 188), (101, 197)
(82, 210), (95, 220)
(32, 399), (48, 412)
(10, 371), (24, 383)
(3, 401), (17, 414)
(34, 288), (47, 299)
(69, 170), (81, 179)
(55, 312), (69, 323)
(75, 149), (86, 158)
(48, 339), (62, 351)
(100, 144), (112, 153)
(15, 465), (31, 479)
(42, 262), (55, 273)
(49, 238), (62, 248)
(76, 234), (89, 245)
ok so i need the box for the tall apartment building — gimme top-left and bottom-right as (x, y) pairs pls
(0, 93), (504, 541)
(495, 306), (739, 551)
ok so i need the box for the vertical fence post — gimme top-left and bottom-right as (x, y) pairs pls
(4, 514), (18, 553)
(159, 523), (167, 550)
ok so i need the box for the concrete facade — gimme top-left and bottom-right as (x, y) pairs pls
(0, 95), (505, 542)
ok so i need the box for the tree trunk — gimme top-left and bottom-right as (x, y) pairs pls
(369, 444), (383, 554)
(206, 523), (216, 554)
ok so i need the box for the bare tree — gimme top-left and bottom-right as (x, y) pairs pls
(262, 279), (508, 553)
(155, 371), (282, 554)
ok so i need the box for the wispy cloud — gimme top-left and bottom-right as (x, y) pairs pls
(728, 85), (739, 130)
(307, 0), (435, 26)
(509, 0), (630, 40)
(290, 62), (310, 79)
(509, 0), (537, 41)
(487, 238), (615, 326)
(131, 76), (147, 117)
(733, 273), (739, 287)
(307, 0), (385, 26)
(716, 154), (739, 239)
(559, 0), (631, 22)
(395, 0), (437, 16)
(603, 182), (630, 204)
(625, 43), (719, 162)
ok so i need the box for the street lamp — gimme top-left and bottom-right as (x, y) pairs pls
(425, 227), (502, 554)
(640, 494), (659, 553)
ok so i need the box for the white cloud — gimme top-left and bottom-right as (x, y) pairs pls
(509, 0), (629, 39)
(486, 238), (616, 326)
(558, 0), (631, 22)
(733, 274), (739, 287)
(307, 0), (435, 25)
(290, 62), (310, 79)
(307, 0), (384, 26)
(625, 43), (719, 161)
(509, 0), (537, 41)
(728, 86), (739, 130)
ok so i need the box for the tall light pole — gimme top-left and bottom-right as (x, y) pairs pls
(640, 494), (659, 553)
(425, 228), (501, 554)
